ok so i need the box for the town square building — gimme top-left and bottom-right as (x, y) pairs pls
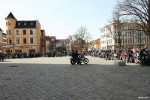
(56, 39), (71, 51)
(100, 21), (148, 50)
(5, 12), (46, 53)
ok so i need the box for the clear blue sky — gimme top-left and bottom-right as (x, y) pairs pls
(0, 0), (118, 40)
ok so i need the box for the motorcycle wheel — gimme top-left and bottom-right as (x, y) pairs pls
(71, 59), (75, 65)
(83, 58), (89, 64)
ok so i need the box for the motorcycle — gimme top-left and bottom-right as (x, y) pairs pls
(70, 54), (89, 65)
(138, 49), (150, 66)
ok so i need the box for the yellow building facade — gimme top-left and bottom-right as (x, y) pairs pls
(5, 12), (45, 53)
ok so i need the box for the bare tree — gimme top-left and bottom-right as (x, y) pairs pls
(67, 26), (91, 51)
(116, 0), (150, 48)
(112, 7), (124, 49)
(76, 26), (91, 51)
(68, 35), (75, 50)
(47, 42), (53, 52)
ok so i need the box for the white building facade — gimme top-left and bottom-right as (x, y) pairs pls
(100, 21), (148, 50)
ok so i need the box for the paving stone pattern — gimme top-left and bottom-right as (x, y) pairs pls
(0, 56), (150, 100)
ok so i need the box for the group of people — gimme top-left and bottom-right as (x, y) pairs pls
(5, 52), (43, 59)
(45, 51), (68, 57)
(0, 50), (70, 61)
(88, 46), (150, 65)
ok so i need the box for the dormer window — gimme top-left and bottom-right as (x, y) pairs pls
(24, 22), (27, 25)
(18, 22), (21, 26)
(30, 22), (33, 25)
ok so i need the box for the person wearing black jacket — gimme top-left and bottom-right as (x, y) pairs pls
(71, 50), (82, 65)
(127, 48), (133, 62)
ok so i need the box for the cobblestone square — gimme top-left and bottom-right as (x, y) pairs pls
(0, 56), (150, 100)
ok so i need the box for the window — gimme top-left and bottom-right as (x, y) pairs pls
(18, 22), (21, 26)
(30, 22), (33, 25)
(9, 30), (11, 35)
(125, 38), (127, 44)
(122, 32), (125, 36)
(30, 38), (33, 44)
(8, 22), (11, 26)
(134, 38), (137, 43)
(128, 32), (131, 36)
(138, 38), (141, 44)
(16, 38), (20, 44)
(146, 38), (148, 43)
(9, 38), (12, 44)
(51, 39), (55, 42)
(134, 32), (137, 36)
(16, 30), (19, 35)
(23, 38), (26, 44)
(24, 22), (27, 25)
(30, 30), (33, 35)
(23, 30), (26, 35)
(78, 40), (81, 43)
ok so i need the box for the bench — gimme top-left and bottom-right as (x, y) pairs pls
(114, 60), (126, 66)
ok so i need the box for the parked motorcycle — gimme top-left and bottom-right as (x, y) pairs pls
(138, 49), (150, 66)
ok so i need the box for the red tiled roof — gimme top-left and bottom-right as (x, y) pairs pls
(57, 39), (70, 42)
(93, 38), (100, 45)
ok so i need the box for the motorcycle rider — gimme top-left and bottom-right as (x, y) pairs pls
(71, 50), (82, 65)
(75, 50), (82, 65)
(71, 50), (75, 59)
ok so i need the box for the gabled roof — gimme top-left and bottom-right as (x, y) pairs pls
(15, 21), (37, 28)
(49, 36), (56, 40)
(46, 36), (56, 40)
(5, 12), (16, 19)
(93, 38), (100, 45)
(74, 38), (86, 45)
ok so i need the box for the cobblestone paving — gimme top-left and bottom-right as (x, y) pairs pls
(0, 56), (150, 100)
